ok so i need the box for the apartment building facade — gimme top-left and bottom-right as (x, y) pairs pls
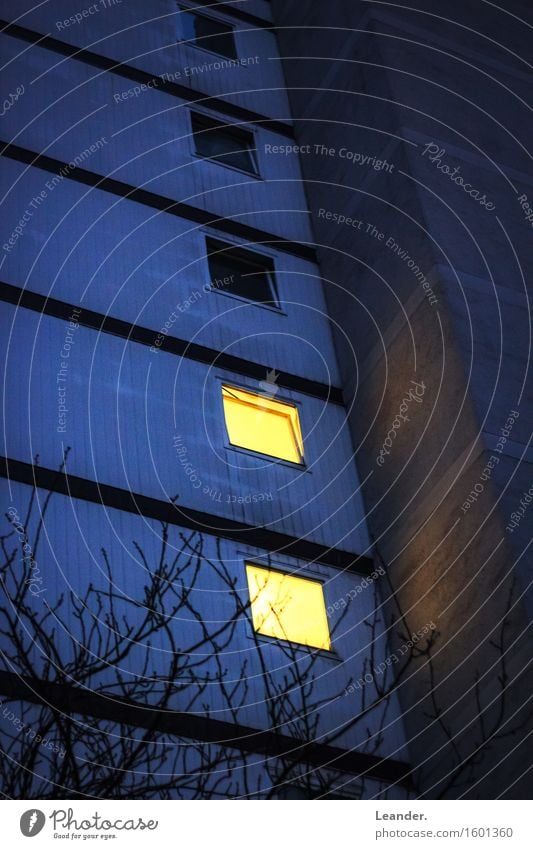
(2, 0), (531, 800)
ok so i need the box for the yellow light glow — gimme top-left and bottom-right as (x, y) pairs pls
(222, 385), (304, 464)
(246, 564), (331, 650)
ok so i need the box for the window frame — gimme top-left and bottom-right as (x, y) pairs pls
(220, 381), (307, 468)
(189, 109), (260, 177)
(244, 559), (337, 656)
(205, 235), (282, 311)
(177, 3), (239, 61)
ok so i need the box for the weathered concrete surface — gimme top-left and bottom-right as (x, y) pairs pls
(273, 0), (532, 798)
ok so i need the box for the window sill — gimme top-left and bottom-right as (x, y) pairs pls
(177, 39), (239, 64)
(247, 631), (341, 662)
(225, 441), (308, 471)
(191, 151), (261, 180)
(207, 285), (286, 315)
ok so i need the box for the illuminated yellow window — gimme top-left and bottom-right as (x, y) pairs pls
(246, 564), (331, 650)
(222, 385), (304, 464)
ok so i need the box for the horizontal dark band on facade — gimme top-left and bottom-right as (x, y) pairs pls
(0, 456), (374, 575)
(0, 140), (316, 264)
(0, 19), (291, 137)
(0, 281), (342, 405)
(0, 671), (411, 786)
(207, 2), (272, 29)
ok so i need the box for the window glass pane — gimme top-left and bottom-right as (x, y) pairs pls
(180, 9), (197, 41)
(180, 9), (237, 59)
(207, 238), (277, 305)
(192, 114), (257, 174)
(246, 564), (331, 650)
(222, 385), (304, 464)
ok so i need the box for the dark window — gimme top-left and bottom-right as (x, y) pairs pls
(206, 238), (278, 306)
(191, 112), (258, 174)
(179, 7), (237, 59)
